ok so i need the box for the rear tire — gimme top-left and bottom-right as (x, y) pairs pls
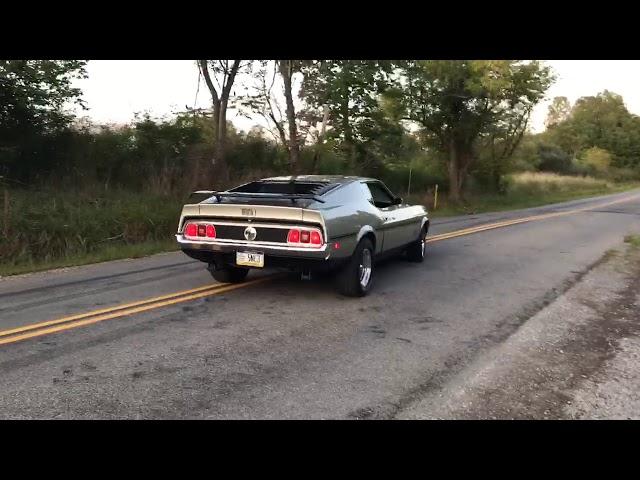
(336, 238), (375, 297)
(406, 226), (428, 263)
(208, 264), (250, 283)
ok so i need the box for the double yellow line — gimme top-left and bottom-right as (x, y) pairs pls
(427, 193), (640, 243)
(0, 275), (276, 346)
(1, 192), (638, 347)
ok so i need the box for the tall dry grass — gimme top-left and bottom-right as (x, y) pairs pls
(508, 172), (612, 194)
(409, 171), (628, 217)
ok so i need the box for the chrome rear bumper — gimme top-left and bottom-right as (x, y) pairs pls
(176, 235), (331, 260)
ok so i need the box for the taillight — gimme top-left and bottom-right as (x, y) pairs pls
(185, 223), (197, 237)
(184, 222), (216, 240)
(310, 231), (322, 245)
(287, 229), (300, 243)
(287, 228), (323, 248)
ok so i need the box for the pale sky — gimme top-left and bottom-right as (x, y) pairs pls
(71, 60), (640, 134)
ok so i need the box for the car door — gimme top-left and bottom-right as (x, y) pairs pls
(364, 181), (407, 251)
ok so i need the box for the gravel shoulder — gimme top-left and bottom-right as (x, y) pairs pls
(397, 239), (640, 419)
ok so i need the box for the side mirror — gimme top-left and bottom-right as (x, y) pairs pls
(393, 197), (403, 205)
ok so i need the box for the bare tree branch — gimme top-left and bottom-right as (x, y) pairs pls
(198, 60), (219, 104)
(222, 60), (241, 100)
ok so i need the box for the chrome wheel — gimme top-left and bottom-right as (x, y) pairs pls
(359, 248), (372, 289)
(406, 227), (428, 263)
(337, 238), (374, 297)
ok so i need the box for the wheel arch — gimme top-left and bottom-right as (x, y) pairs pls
(356, 225), (378, 254)
(421, 217), (430, 234)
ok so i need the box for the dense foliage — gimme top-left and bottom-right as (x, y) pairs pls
(3, 59), (638, 196)
(3, 60), (640, 199)
(512, 90), (640, 181)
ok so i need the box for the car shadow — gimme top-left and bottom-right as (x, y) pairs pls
(247, 246), (453, 300)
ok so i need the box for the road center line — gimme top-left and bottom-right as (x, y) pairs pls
(0, 275), (278, 346)
(0, 282), (229, 338)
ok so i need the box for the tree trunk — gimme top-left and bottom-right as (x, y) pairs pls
(199, 60), (241, 187)
(280, 60), (300, 175)
(341, 94), (354, 164)
(312, 105), (330, 173)
(448, 138), (473, 202)
(212, 100), (221, 151)
(339, 63), (356, 165)
(199, 60), (221, 167)
(448, 140), (461, 202)
(214, 99), (229, 184)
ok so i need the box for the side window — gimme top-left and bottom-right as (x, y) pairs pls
(365, 182), (396, 209)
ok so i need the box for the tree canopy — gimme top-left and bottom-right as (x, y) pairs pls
(1, 60), (87, 182)
(4, 59), (640, 200)
(386, 60), (554, 199)
(0, 60), (86, 137)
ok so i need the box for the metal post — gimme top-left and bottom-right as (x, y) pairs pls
(434, 184), (438, 210)
(3, 188), (9, 237)
(407, 167), (412, 196)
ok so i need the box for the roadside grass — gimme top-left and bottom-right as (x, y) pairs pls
(624, 234), (640, 249)
(1, 188), (183, 277)
(617, 234), (640, 274)
(410, 172), (638, 217)
(0, 239), (177, 277)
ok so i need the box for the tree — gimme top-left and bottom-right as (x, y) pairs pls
(0, 60), (87, 135)
(300, 60), (395, 166)
(545, 90), (640, 169)
(237, 60), (307, 174)
(278, 60), (301, 174)
(476, 84), (543, 190)
(198, 60), (244, 184)
(0, 60), (87, 182)
(545, 96), (571, 129)
(390, 60), (553, 201)
(238, 61), (287, 147)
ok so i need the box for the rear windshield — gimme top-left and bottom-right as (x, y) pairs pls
(229, 181), (330, 195)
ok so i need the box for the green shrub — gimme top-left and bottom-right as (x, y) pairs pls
(537, 143), (573, 174)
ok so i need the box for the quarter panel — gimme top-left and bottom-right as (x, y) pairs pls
(315, 182), (384, 255)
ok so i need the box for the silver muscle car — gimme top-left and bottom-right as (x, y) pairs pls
(176, 175), (429, 296)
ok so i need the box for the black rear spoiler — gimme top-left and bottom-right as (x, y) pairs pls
(188, 190), (326, 204)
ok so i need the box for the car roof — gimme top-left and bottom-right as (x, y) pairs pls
(260, 175), (375, 185)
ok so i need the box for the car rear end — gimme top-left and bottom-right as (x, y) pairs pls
(176, 201), (338, 272)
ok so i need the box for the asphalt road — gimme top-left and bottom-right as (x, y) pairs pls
(1, 189), (639, 419)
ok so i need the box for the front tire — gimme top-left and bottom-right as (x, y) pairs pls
(406, 226), (428, 263)
(208, 264), (250, 283)
(336, 238), (375, 297)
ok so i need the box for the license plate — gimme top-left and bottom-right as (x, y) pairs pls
(236, 251), (264, 268)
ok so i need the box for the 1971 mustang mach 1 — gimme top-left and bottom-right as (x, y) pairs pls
(176, 175), (429, 296)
